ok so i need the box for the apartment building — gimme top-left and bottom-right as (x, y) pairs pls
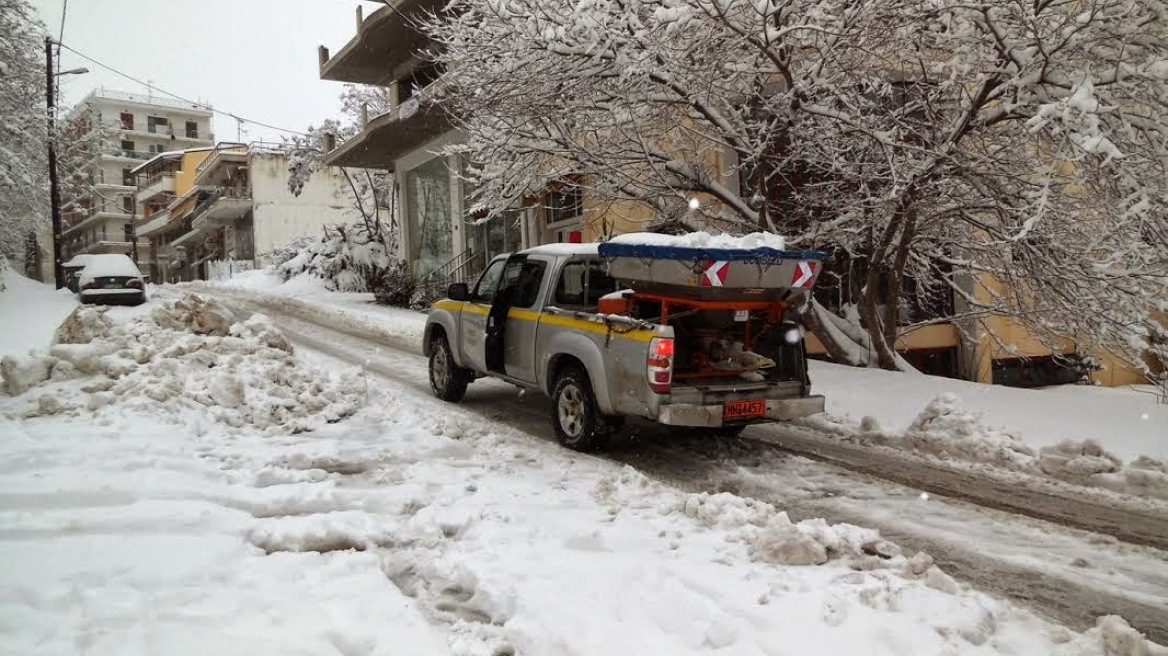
(317, 2), (547, 286)
(134, 143), (352, 283)
(57, 88), (214, 275)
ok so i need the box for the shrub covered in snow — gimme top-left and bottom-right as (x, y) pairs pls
(0, 295), (363, 434)
(269, 221), (416, 307)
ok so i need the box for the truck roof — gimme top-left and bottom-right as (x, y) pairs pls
(520, 243), (601, 257)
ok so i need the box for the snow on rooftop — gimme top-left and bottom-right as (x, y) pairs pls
(608, 231), (787, 250)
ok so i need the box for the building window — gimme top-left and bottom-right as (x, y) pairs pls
(122, 167), (134, 186)
(124, 223), (134, 242)
(899, 347), (960, 379)
(147, 116), (170, 134)
(545, 184), (582, 226)
(120, 112), (134, 130)
(186, 121), (198, 139)
(991, 355), (1081, 388)
(121, 196), (133, 213)
(405, 157), (453, 277)
(121, 139), (135, 154)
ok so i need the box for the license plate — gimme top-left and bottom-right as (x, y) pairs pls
(103, 282), (123, 289)
(723, 399), (766, 420)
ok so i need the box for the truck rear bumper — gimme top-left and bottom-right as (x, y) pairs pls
(657, 395), (825, 427)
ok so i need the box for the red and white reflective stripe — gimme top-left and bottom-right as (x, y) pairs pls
(701, 261), (729, 287)
(791, 261), (817, 288)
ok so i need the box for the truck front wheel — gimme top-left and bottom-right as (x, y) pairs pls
(551, 367), (614, 451)
(429, 335), (471, 402)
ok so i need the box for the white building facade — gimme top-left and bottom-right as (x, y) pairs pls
(60, 88), (213, 275)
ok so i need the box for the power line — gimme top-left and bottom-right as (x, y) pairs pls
(57, 0), (68, 51)
(55, 41), (310, 138)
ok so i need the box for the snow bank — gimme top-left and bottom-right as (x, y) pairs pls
(811, 360), (1167, 462)
(0, 268), (77, 359)
(815, 392), (1168, 502)
(0, 295), (362, 434)
(608, 230), (787, 250)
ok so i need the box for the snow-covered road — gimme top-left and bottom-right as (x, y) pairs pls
(4, 276), (1166, 655)
(209, 289), (1168, 644)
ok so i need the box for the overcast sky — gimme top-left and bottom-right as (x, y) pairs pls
(31, 0), (381, 142)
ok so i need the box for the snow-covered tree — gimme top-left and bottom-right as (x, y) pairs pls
(423, 0), (1168, 375)
(0, 0), (48, 286)
(281, 99), (411, 305)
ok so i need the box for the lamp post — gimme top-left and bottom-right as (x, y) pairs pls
(45, 36), (88, 288)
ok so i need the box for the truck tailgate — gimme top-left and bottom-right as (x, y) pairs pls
(660, 380), (824, 427)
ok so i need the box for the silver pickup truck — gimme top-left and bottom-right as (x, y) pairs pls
(423, 243), (825, 450)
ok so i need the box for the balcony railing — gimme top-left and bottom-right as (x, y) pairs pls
(103, 148), (155, 161)
(139, 171), (175, 189)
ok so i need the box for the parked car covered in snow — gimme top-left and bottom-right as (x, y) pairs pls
(77, 254), (147, 306)
(423, 235), (827, 450)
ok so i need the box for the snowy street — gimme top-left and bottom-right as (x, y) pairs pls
(2, 272), (1168, 655)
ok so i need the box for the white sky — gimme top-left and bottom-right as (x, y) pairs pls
(30, 0), (382, 142)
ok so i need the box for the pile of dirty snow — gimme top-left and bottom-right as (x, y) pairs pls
(0, 294), (363, 433)
(813, 393), (1168, 501)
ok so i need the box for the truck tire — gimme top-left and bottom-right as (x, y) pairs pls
(550, 367), (615, 451)
(429, 335), (471, 403)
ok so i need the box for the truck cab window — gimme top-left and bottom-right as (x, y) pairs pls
(555, 260), (617, 310)
(473, 260), (507, 302)
(510, 261), (547, 308)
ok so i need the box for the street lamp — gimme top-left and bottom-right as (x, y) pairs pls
(45, 36), (88, 288)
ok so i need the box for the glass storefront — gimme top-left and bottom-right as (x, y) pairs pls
(468, 210), (523, 261)
(404, 156), (453, 277)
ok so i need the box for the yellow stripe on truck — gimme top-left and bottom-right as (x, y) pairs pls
(432, 299), (656, 342)
(520, 309), (657, 343)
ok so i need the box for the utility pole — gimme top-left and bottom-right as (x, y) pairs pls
(46, 36), (65, 289)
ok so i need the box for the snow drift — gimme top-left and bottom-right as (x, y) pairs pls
(0, 294), (363, 433)
(816, 393), (1168, 502)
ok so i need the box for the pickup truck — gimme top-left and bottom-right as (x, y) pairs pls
(423, 242), (825, 450)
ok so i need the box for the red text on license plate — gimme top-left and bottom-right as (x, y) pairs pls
(723, 399), (766, 420)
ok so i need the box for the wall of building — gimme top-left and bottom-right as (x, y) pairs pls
(249, 154), (350, 261)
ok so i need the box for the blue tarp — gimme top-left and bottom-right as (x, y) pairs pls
(597, 242), (828, 263)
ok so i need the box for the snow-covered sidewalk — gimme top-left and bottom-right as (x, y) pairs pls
(2, 279), (1164, 654)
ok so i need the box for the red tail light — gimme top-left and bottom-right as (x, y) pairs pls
(647, 337), (674, 395)
(82, 281), (99, 290)
(126, 279), (142, 289)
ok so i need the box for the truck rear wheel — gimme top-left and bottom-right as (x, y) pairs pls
(429, 335), (471, 403)
(551, 367), (614, 451)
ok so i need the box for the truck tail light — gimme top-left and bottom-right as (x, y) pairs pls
(647, 337), (674, 395)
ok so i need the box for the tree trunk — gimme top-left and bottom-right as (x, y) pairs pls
(802, 299), (866, 367)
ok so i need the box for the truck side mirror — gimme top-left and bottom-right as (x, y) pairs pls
(448, 282), (469, 301)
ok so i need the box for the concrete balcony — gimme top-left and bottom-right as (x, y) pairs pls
(323, 88), (449, 169)
(102, 148), (155, 162)
(191, 195), (252, 231)
(138, 173), (176, 203)
(318, 0), (445, 86)
(193, 148), (248, 186)
(63, 207), (134, 235)
(137, 208), (174, 238)
(66, 240), (151, 262)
